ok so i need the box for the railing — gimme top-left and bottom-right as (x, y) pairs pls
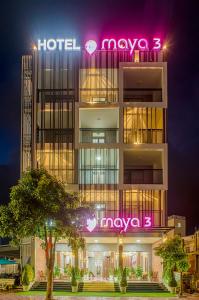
(79, 88), (119, 103)
(124, 129), (164, 144)
(80, 128), (119, 144)
(124, 169), (163, 184)
(79, 168), (119, 184)
(37, 129), (73, 143)
(123, 88), (162, 102)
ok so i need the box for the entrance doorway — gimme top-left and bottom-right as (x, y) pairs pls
(88, 251), (115, 280)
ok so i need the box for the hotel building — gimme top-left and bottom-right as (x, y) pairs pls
(21, 38), (168, 281)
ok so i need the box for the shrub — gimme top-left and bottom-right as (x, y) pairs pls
(120, 268), (128, 287)
(135, 266), (143, 279)
(53, 265), (60, 278)
(21, 264), (34, 286)
(168, 273), (177, 288)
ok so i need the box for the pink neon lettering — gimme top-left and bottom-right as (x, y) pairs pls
(123, 218), (131, 232)
(102, 39), (117, 50)
(114, 218), (123, 227)
(144, 216), (152, 227)
(118, 39), (128, 49)
(138, 38), (149, 50)
(128, 38), (138, 55)
(153, 38), (161, 50)
(130, 218), (140, 227)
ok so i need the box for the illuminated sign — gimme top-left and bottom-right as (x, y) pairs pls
(85, 37), (161, 55)
(86, 216), (152, 232)
(37, 39), (81, 51)
(37, 37), (162, 54)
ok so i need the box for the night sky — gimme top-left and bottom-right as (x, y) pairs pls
(0, 0), (198, 234)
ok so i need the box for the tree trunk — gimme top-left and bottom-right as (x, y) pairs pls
(74, 248), (79, 269)
(46, 265), (54, 300)
(179, 271), (183, 296)
(44, 228), (56, 300)
(119, 244), (123, 269)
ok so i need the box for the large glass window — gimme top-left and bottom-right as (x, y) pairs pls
(123, 190), (166, 227)
(79, 68), (118, 103)
(36, 145), (74, 184)
(79, 149), (119, 184)
(124, 107), (164, 144)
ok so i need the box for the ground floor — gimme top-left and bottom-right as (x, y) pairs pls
(21, 234), (163, 283)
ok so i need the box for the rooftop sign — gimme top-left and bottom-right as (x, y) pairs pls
(37, 37), (162, 55)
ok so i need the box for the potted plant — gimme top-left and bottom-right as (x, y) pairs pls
(168, 273), (177, 294)
(135, 266), (143, 280)
(53, 265), (61, 279)
(120, 268), (128, 293)
(71, 267), (78, 292)
(21, 264), (35, 291)
(148, 270), (153, 281)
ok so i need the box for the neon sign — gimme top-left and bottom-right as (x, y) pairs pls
(37, 37), (162, 54)
(86, 216), (152, 232)
(85, 37), (161, 55)
(37, 39), (81, 51)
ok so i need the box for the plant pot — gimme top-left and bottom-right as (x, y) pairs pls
(120, 286), (127, 293)
(72, 285), (78, 292)
(170, 287), (176, 294)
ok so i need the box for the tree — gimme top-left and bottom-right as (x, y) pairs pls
(155, 236), (190, 295)
(0, 168), (92, 300)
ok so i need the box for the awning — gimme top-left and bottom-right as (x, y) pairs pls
(0, 258), (17, 265)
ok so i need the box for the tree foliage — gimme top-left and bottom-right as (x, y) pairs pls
(155, 235), (190, 292)
(0, 168), (92, 300)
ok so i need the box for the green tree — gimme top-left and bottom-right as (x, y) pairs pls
(0, 168), (91, 300)
(155, 236), (190, 295)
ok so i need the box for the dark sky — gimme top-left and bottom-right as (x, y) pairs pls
(0, 0), (199, 235)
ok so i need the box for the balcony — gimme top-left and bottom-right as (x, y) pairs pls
(124, 129), (164, 144)
(79, 168), (119, 184)
(80, 128), (119, 144)
(124, 169), (163, 184)
(37, 129), (73, 143)
(123, 88), (162, 103)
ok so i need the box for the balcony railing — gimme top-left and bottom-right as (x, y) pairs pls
(37, 129), (73, 143)
(124, 169), (163, 184)
(80, 128), (119, 144)
(123, 88), (162, 102)
(79, 168), (119, 184)
(124, 129), (164, 144)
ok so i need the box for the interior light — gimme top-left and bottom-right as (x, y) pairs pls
(94, 239), (98, 243)
(119, 238), (123, 244)
(136, 239), (141, 243)
(163, 44), (167, 50)
(96, 156), (101, 161)
(33, 45), (37, 51)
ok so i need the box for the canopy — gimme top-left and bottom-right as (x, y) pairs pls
(0, 258), (17, 265)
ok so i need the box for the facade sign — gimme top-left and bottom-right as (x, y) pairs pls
(37, 37), (162, 54)
(37, 39), (81, 51)
(86, 216), (152, 232)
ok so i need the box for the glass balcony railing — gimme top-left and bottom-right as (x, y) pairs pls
(124, 169), (163, 184)
(124, 129), (164, 144)
(123, 89), (162, 102)
(79, 168), (119, 184)
(80, 128), (119, 144)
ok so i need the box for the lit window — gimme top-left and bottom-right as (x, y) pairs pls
(177, 222), (181, 228)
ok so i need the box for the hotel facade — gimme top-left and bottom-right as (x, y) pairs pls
(21, 37), (169, 281)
